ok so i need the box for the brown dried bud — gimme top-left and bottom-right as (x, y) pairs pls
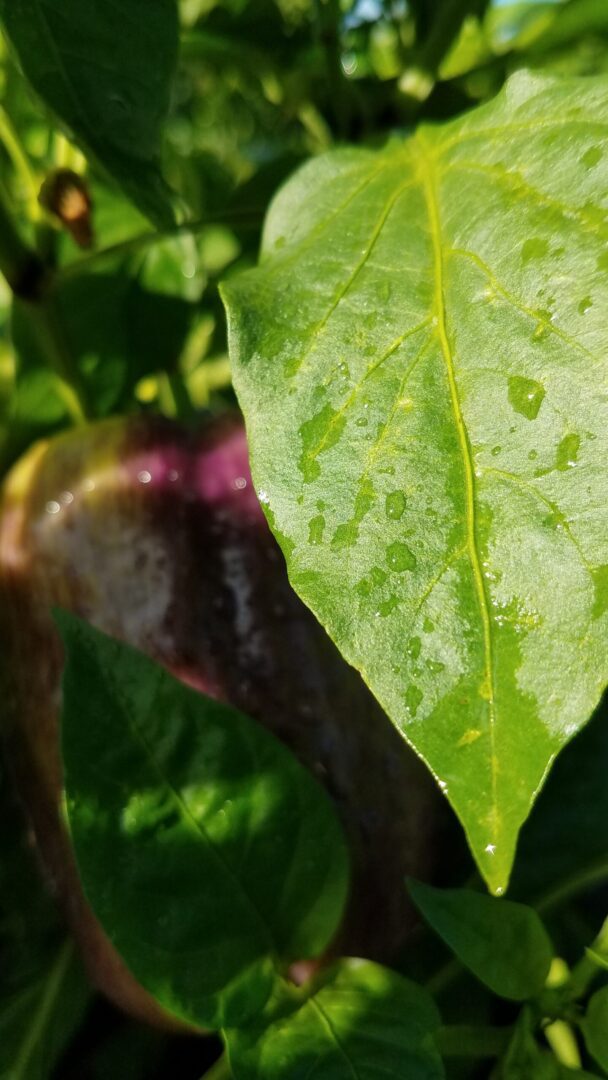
(39, 168), (94, 248)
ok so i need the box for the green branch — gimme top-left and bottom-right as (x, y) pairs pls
(0, 186), (45, 299)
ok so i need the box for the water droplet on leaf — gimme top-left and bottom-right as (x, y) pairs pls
(386, 541), (416, 572)
(581, 146), (602, 169)
(308, 514), (325, 545)
(405, 684), (423, 716)
(521, 237), (548, 263)
(508, 375), (545, 420)
(555, 432), (580, 470)
(385, 491), (407, 520)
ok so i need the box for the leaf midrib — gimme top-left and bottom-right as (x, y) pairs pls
(414, 134), (499, 841)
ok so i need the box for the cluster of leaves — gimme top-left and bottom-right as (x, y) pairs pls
(1, 0), (608, 1077)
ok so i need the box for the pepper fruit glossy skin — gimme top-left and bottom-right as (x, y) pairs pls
(0, 413), (439, 1026)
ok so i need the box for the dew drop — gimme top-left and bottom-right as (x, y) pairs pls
(407, 636), (421, 660)
(386, 541), (416, 572)
(405, 684), (423, 716)
(458, 728), (482, 747)
(258, 489), (270, 505)
(378, 595), (400, 617)
(356, 577), (372, 598)
(578, 295), (593, 315)
(521, 237), (548, 263)
(581, 146), (602, 169)
(423, 616), (434, 633)
(485, 843), (496, 855)
(491, 445), (501, 457)
(555, 432), (580, 471)
(528, 449), (538, 461)
(591, 565), (608, 620)
(385, 491), (407, 520)
(426, 658), (445, 674)
(508, 375), (545, 420)
(308, 514), (325, 545)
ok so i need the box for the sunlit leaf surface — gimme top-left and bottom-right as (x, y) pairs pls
(223, 72), (608, 893)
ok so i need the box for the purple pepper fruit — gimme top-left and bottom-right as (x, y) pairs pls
(0, 413), (438, 1026)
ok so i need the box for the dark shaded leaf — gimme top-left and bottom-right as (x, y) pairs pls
(409, 880), (553, 1000)
(0, 0), (178, 224)
(227, 959), (444, 1080)
(58, 612), (349, 1030)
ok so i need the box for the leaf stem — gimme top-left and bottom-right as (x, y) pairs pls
(567, 915), (608, 999)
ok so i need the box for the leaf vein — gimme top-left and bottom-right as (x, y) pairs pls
(450, 247), (596, 362)
(415, 134), (499, 841)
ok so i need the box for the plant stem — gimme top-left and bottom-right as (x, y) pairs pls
(314, 0), (350, 138)
(536, 858), (608, 915)
(567, 915), (608, 999)
(57, 209), (262, 282)
(399, 0), (491, 105)
(0, 106), (40, 219)
(437, 1025), (511, 1058)
(28, 295), (90, 423)
(0, 188), (90, 422)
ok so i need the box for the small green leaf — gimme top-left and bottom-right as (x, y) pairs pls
(408, 879), (553, 1000)
(0, 0), (178, 225)
(582, 985), (608, 1072)
(223, 71), (608, 893)
(226, 959), (444, 1080)
(57, 611), (349, 1031)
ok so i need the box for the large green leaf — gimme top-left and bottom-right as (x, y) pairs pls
(58, 612), (349, 1031)
(408, 880), (553, 1001)
(0, 0), (178, 225)
(227, 959), (444, 1080)
(222, 70), (608, 894)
